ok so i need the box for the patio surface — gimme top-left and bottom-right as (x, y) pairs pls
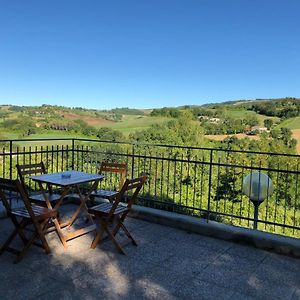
(0, 204), (300, 300)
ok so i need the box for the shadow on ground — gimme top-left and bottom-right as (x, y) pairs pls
(0, 204), (300, 300)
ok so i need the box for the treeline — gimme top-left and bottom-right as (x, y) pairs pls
(110, 107), (145, 115)
(201, 115), (259, 135)
(150, 98), (300, 123)
(130, 114), (205, 146)
(45, 119), (125, 142)
(1, 118), (37, 136)
(3, 104), (145, 118)
(251, 98), (300, 119)
(150, 106), (218, 119)
(150, 107), (184, 118)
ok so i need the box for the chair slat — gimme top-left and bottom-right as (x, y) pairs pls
(16, 162), (63, 207)
(17, 168), (44, 176)
(91, 189), (118, 197)
(91, 162), (127, 201)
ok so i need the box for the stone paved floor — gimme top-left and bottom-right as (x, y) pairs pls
(0, 204), (300, 300)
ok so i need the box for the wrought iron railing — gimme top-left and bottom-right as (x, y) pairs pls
(0, 138), (300, 238)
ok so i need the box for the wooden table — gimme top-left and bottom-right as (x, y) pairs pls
(31, 170), (104, 248)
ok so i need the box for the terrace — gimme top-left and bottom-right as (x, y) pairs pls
(1, 138), (300, 299)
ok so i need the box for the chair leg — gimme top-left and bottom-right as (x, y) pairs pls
(91, 225), (105, 249)
(14, 219), (52, 263)
(0, 228), (18, 255)
(36, 225), (51, 254)
(112, 215), (137, 246)
(91, 218), (125, 254)
(14, 233), (37, 264)
(106, 227), (125, 254)
(119, 222), (137, 246)
(0, 218), (29, 255)
(12, 217), (29, 242)
(102, 218), (125, 254)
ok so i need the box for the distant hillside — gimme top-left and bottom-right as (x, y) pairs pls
(1, 97), (300, 138)
(0, 104), (169, 139)
(1, 99), (300, 153)
(201, 97), (300, 108)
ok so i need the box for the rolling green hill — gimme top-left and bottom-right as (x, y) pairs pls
(0, 104), (171, 140)
(1, 98), (300, 143)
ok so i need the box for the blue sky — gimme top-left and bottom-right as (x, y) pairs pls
(0, 0), (299, 109)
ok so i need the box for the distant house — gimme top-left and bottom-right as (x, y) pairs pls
(48, 124), (69, 131)
(198, 115), (210, 121)
(245, 126), (268, 135)
(209, 117), (221, 123)
(198, 116), (221, 123)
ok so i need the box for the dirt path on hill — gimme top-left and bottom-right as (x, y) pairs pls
(205, 133), (260, 141)
(292, 129), (300, 154)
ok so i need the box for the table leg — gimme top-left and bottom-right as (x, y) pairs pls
(53, 218), (68, 248)
(37, 182), (70, 248)
(66, 180), (99, 229)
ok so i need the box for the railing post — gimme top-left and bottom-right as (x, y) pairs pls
(131, 143), (135, 178)
(72, 138), (75, 170)
(9, 140), (13, 179)
(207, 149), (213, 222)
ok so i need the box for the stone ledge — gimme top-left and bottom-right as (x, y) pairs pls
(129, 205), (300, 258)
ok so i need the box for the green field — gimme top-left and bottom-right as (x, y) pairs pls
(3, 132), (75, 147)
(226, 110), (280, 126)
(225, 109), (256, 118)
(277, 117), (300, 129)
(106, 115), (170, 135)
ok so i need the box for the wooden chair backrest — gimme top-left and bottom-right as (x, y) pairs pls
(0, 178), (36, 219)
(100, 162), (127, 190)
(108, 175), (147, 218)
(16, 162), (53, 194)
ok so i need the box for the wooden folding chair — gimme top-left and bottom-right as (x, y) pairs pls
(88, 175), (147, 254)
(0, 178), (57, 263)
(91, 162), (127, 202)
(16, 162), (61, 206)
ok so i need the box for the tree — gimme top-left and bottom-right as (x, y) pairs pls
(131, 115), (205, 146)
(96, 127), (124, 141)
(281, 127), (292, 145)
(270, 128), (281, 139)
(0, 111), (8, 121)
(71, 119), (96, 136)
(264, 119), (273, 130)
(214, 170), (241, 203)
(244, 115), (259, 127)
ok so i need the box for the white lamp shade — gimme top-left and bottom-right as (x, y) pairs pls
(242, 172), (273, 202)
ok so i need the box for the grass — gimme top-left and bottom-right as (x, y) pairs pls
(225, 110), (280, 126)
(100, 115), (171, 135)
(225, 110), (257, 118)
(13, 140), (73, 148)
(277, 117), (300, 129)
(1, 131), (78, 147)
